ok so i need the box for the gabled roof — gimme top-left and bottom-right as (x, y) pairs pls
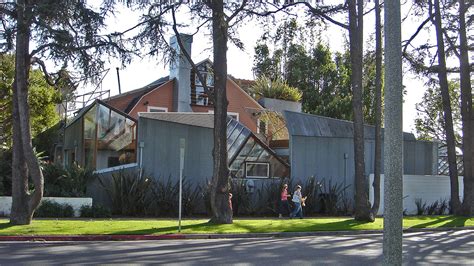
(105, 76), (170, 113)
(284, 111), (416, 141)
(66, 99), (136, 129)
(104, 58), (262, 114)
(139, 112), (214, 128)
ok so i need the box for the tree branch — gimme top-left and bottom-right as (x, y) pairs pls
(402, 14), (434, 54)
(227, 0), (248, 23)
(0, 4), (16, 19)
(442, 28), (460, 58)
(30, 57), (56, 87)
(302, 2), (348, 30)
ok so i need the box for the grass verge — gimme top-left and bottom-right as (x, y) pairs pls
(0, 216), (472, 236)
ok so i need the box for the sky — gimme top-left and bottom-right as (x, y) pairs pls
(79, 2), (432, 134)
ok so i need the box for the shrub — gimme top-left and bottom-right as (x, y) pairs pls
(300, 176), (320, 215)
(149, 176), (179, 216)
(0, 150), (12, 196)
(416, 198), (449, 215)
(426, 200), (439, 215)
(99, 170), (153, 216)
(34, 200), (74, 218)
(80, 204), (112, 218)
(437, 199), (449, 215)
(231, 179), (252, 216)
(317, 179), (350, 216)
(415, 198), (427, 215)
(261, 180), (283, 215)
(250, 76), (302, 102)
(230, 179), (290, 217)
(202, 180), (212, 215)
(149, 176), (202, 217)
(43, 163), (96, 197)
(181, 178), (203, 216)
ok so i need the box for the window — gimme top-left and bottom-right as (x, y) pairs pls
(147, 106), (168, 112)
(191, 63), (214, 106)
(245, 162), (270, 178)
(208, 110), (239, 121)
(228, 112), (239, 121)
(257, 119), (268, 134)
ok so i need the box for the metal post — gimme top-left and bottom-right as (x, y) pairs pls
(116, 67), (122, 95)
(139, 141), (145, 169)
(383, 0), (403, 264)
(343, 153), (348, 188)
(178, 138), (185, 232)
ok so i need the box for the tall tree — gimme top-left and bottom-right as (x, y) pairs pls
(208, 0), (232, 224)
(457, 0), (473, 216)
(403, 0), (473, 215)
(0, 54), (61, 148)
(348, 0), (372, 222)
(370, 0), (383, 218)
(1, 0), (129, 224)
(432, 0), (461, 213)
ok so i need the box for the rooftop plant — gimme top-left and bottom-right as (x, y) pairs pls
(250, 76), (302, 102)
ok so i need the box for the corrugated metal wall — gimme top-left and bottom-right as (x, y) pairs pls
(138, 117), (214, 184)
(290, 135), (438, 199)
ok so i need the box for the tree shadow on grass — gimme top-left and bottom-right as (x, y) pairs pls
(230, 218), (378, 233)
(111, 221), (215, 235)
(110, 219), (376, 235)
(289, 219), (378, 232)
(0, 221), (17, 230)
(409, 216), (468, 229)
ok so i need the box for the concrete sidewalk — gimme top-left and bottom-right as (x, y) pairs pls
(0, 226), (471, 242)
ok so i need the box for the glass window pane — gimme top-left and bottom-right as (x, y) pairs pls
(227, 119), (238, 137)
(227, 126), (242, 149)
(228, 134), (248, 160)
(245, 162), (269, 178)
(96, 103), (136, 169)
(83, 104), (97, 169)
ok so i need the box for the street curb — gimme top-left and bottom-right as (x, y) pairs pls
(0, 227), (472, 242)
(0, 234), (186, 241)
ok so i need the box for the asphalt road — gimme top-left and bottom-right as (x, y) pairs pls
(0, 230), (473, 265)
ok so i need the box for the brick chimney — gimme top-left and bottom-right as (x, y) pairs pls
(170, 34), (193, 112)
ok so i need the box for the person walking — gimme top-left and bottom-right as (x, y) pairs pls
(290, 185), (304, 219)
(278, 184), (291, 218)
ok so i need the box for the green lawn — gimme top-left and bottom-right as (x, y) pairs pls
(0, 216), (472, 236)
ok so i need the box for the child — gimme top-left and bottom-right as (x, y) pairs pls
(278, 184), (291, 218)
(290, 185), (305, 219)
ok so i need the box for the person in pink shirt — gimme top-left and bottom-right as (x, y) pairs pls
(278, 184), (291, 218)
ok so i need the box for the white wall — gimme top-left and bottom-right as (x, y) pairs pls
(369, 174), (464, 215)
(0, 197), (92, 217)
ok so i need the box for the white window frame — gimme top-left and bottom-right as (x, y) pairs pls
(147, 106), (168, 112)
(257, 119), (268, 134)
(245, 162), (270, 179)
(208, 110), (239, 121)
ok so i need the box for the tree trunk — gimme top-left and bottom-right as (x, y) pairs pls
(371, 0), (382, 217)
(433, 0), (461, 214)
(209, 0), (232, 224)
(458, 0), (474, 216)
(10, 0), (44, 225)
(349, 0), (373, 222)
